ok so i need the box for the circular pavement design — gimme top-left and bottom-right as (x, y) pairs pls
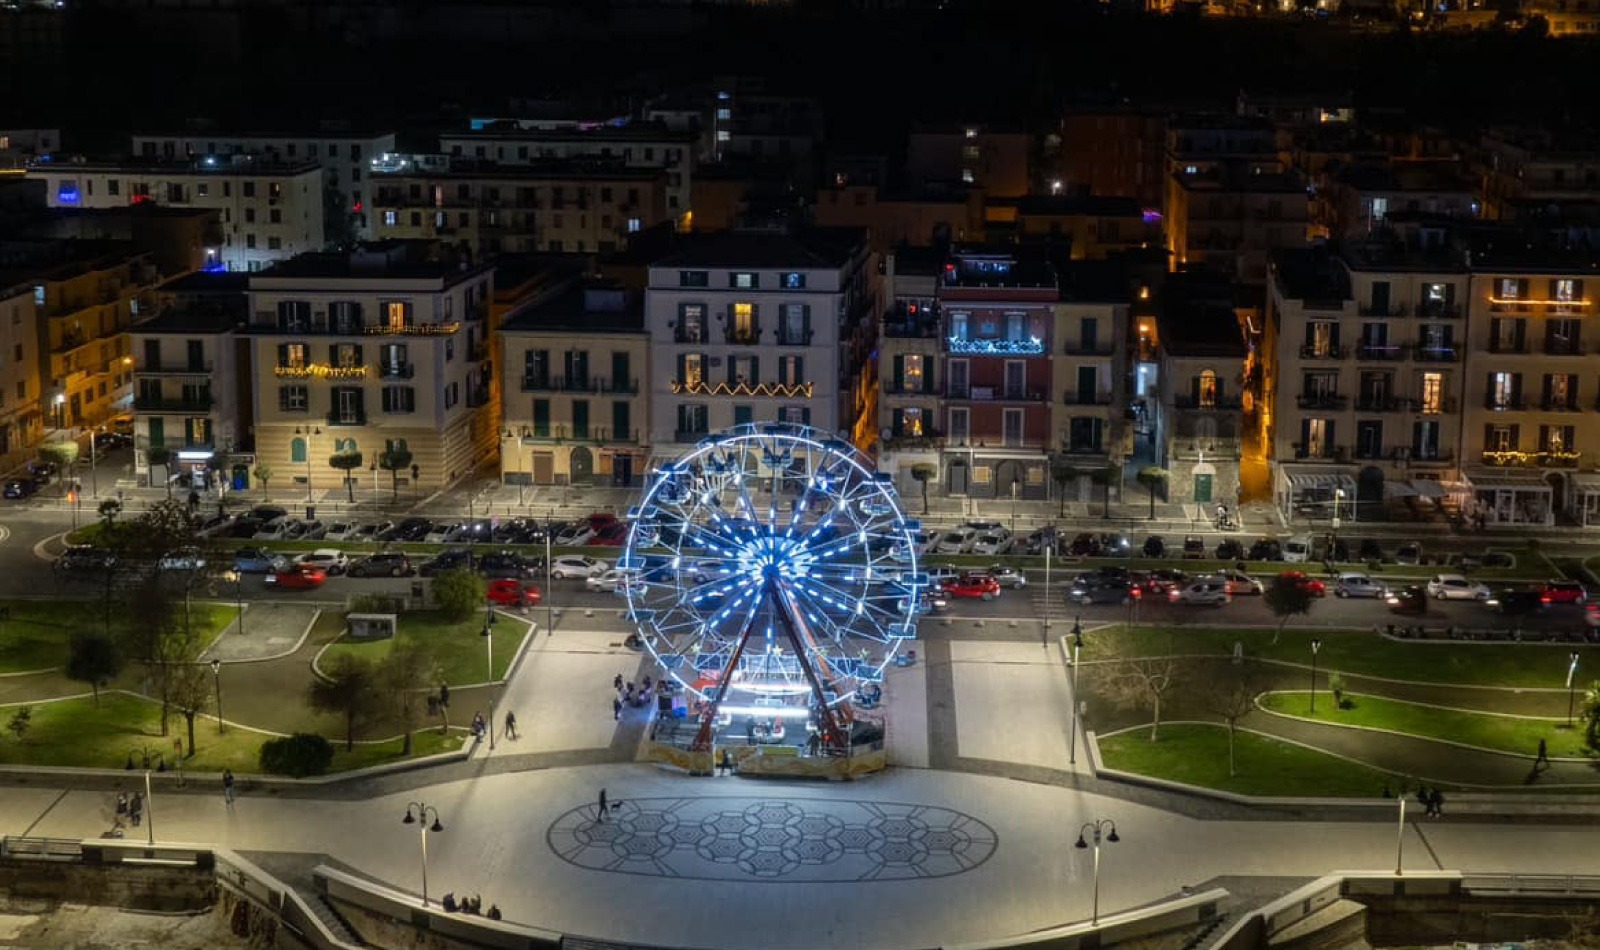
(546, 797), (998, 881)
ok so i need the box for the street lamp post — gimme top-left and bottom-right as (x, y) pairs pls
(481, 605), (496, 751)
(1074, 819), (1120, 926)
(1069, 619), (1083, 765)
(1009, 476), (1020, 534)
(1043, 534), (1053, 644)
(401, 802), (445, 907)
(53, 392), (65, 435)
(210, 658), (224, 734)
(1566, 651), (1581, 727)
(295, 426), (321, 503)
(87, 427), (98, 498)
(1394, 796), (1406, 876)
(125, 748), (159, 847)
(1309, 638), (1323, 714)
(1332, 487), (1344, 535)
(545, 527), (554, 636)
(223, 569), (243, 635)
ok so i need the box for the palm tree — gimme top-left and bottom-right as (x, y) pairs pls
(1136, 466), (1169, 521)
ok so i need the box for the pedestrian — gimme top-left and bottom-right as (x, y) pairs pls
(487, 904), (502, 921)
(116, 792), (129, 817)
(130, 792), (143, 827)
(223, 769), (236, 805)
(1536, 738), (1550, 769)
(597, 788), (608, 822)
(1430, 788), (1445, 818)
(612, 696), (622, 720)
(613, 673), (624, 692)
(1415, 785), (1430, 815)
(504, 711), (518, 740)
(439, 682), (450, 710)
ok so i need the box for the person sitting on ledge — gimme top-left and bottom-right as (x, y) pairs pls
(487, 905), (502, 920)
(441, 893), (457, 912)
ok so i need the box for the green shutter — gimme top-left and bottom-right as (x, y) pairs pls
(893, 354), (904, 390)
(750, 356), (760, 385)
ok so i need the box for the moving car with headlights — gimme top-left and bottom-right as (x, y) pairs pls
(1387, 584), (1428, 614)
(588, 568), (643, 594)
(1171, 580), (1230, 606)
(1276, 570), (1327, 597)
(233, 548), (288, 574)
(1334, 573), (1386, 599)
(486, 578), (543, 608)
(293, 549), (350, 575)
(1214, 569), (1264, 595)
(476, 551), (541, 579)
(1426, 574), (1491, 601)
(1068, 578), (1133, 605)
(158, 547), (207, 571)
(987, 565), (1027, 589)
(418, 549), (474, 577)
(1539, 580), (1588, 605)
(56, 546), (116, 574)
(1486, 586), (1549, 615)
(550, 555), (610, 579)
(3, 478), (41, 500)
(266, 565), (327, 590)
(941, 573), (1001, 601)
(1133, 569), (1187, 597)
(346, 552), (415, 578)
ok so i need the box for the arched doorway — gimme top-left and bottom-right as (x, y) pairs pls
(1357, 466), (1384, 521)
(570, 446), (594, 485)
(994, 459), (1025, 501)
(1192, 462), (1216, 504)
(946, 459), (969, 495)
(1546, 471), (1567, 519)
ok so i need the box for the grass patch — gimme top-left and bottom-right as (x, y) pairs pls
(1089, 626), (1600, 688)
(319, 609), (523, 685)
(0, 692), (464, 773)
(1259, 691), (1585, 758)
(1098, 722), (1395, 797)
(0, 600), (232, 674)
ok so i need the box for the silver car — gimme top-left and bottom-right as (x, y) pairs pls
(1335, 572), (1386, 598)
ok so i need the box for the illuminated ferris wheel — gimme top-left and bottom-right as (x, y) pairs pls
(621, 424), (921, 747)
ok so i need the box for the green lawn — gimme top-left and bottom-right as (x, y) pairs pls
(1097, 722), (1396, 798)
(0, 693), (464, 773)
(1259, 691), (1586, 758)
(318, 609), (523, 685)
(1087, 626), (1600, 688)
(0, 600), (233, 674)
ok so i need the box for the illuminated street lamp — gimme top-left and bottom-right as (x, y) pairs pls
(1566, 651), (1581, 727)
(209, 658), (224, 734)
(401, 802), (445, 907)
(1074, 819), (1120, 925)
(1309, 638), (1323, 714)
(1069, 617), (1083, 765)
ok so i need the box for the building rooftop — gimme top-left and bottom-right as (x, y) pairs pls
(501, 279), (644, 334)
(27, 157), (321, 177)
(1271, 247), (1352, 303)
(371, 159), (664, 183)
(131, 300), (244, 334)
(133, 123), (393, 140)
(941, 247), (1057, 291)
(252, 241), (492, 285)
(1058, 260), (1130, 303)
(1338, 232), (1469, 273)
(1010, 195), (1145, 217)
(652, 228), (866, 270)
(442, 121), (698, 144)
(887, 245), (946, 278)
(1465, 226), (1600, 272)
(1333, 161), (1474, 194)
(160, 271), (251, 295)
(1158, 301), (1246, 358)
(1174, 168), (1307, 194)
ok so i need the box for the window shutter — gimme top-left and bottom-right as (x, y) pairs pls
(1190, 377), (1201, 405)
(1326, 420), (1336, 452)
(750, 356), (760, 385)
(797, 356), (806, 388)
(328, 343), (339, 363)
(1511, 374), (1523, 406)
(1483, 423), (1494, 451)
(727, 357), (737, 385)
(893, 354), (904, 390)
(892, 408), (904, 433)
(1543, 374), (1554, 406)
(1513, 320), (1525, 351)
(1509, 424), (1520, 449)
(1564, 425), (1575, 449)
(1302, 322), (1315, 349)
(1328, 323), (1341, 350)
(279, 387), (291, 411)
(354, 345), (363, 365)
(1215, 378), (1225, 402)
(1300, 418), (1310, 455)
(277, 343), (288, 365)
(802, 305), (811, 341)
(1569, 375), (1579, 404)
(676, 353), (685, 383)
(802, 408), (811, 426)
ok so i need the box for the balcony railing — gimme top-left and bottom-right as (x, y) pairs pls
(725, 327), (761, 345)
(1485, 397), (1527, 411)
(1412, 346), (1459, 363)
(946, 385), (1048, 403)
(134, 394), (214, 412)
(776, 329), (814, 346)
(1544, 341), (1585, 357)
(378, 362), (415, 379)
(673, 329), (709, 345)
(1418, 398), (1457, 415)
(674, 429), (711, 442)
(882, 319), (941, 339)
(1415, 303), (1461, 319)
(1058, 442), (1109, 456)
(1355, 344), (1405, 361)
(1172, 395), (1244, 410)
(946, 336), (1046, 356)
(1359, 303), (1409, 317)
(1298, 345), (1348, 361)
(1481, 450), (1581, 468)
(524, 375), (640, 395)
(1063, 391), (1115, 406)
(326, 410), (368, 427)
(137, 361), (213, 374)
(882, 380), (938, 396)
(1064, 342), (1115, 357)
(1409, 448), (1453, 464)
(1296, 393), (1348, 410)
(521, 425), (640, 443)
(1487, 342), (1530, 355)
(943, 435), (1050, 451)
(1354, 396), (1407, 413)
(1541, 399), (1583, 413)
(881, 429), (944, 451)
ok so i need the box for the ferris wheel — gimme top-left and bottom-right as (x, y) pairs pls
(621, 424), (921, 744)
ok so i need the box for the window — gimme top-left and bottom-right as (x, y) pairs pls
(108, 179), (119, 196)
(1420, 372), (1443, 413)
(779, 405), (808, 425)
(1304, 321), (1338, 357)
(1554, 279), (1579, 302)
(278, 385), (308, 412)
(1540, 424), (1575, 454)
(1304, 418), (1330, 458)
(949, 311), (969, 340)
(678, 271), (709, 288)
(678, 304), (706, 343)
(332, 343), (362, 368)
(676, 404), (708, 435)
(279, 343), (308, 369)
(777, 353), (804, 387)
(267, 236), (282, 250)
(1005, 312), (1026, 342)
(683, 353), (704, 387)
(1198, 370), (1217, 408)
(242, 181), (256, 198)
(1491, 317), (1524, 352)
(1002, 408), (1025, 447)
(948, 406), (970, 442)
(1356, 420), (1383, 459)
(1498, 277), (1521, 299)
(382, 386), (416, 413)
(730, 272), (758, 289)
(269, 208), (282, 224)
(901, 354), (923, 391)
(385, 301), (408, 331)
(572, 400), (590, 439)
(899, 407), (924, 436)
(732, 302), (756, 342)
(781, 272), (806, 290)
(1544, 373), (1577, 410)
(246, 234), (257, 249)
(612, 401), (630, 440)
(730, 355), (758, 384)
(1490, 371), (1519, 410)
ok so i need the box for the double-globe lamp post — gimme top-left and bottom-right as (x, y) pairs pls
(1567, 651), (1581, 728)
(481, 601), (497, 751)
(1075, 819), (1120, 926)
(401, 802), (445, 908)
(210, 658), (224, 734)
(1069, 618), (1083, 766)
(1309, 639), (1323, 714)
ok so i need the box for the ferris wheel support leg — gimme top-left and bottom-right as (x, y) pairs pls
(770, 579), (851, 751)
(688, 600), (765, 756)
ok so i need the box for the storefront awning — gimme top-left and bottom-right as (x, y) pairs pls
(1409, 479), (1446, 500)
(1460, 468), (1552, 492)
(1570, 473), (1600, 496)
(1285, 472), (1357, 493)
(1383, 481), (1418, 499)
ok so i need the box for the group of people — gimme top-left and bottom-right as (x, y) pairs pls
(611, 673), (666, 719)
(440, 893), (501, 919)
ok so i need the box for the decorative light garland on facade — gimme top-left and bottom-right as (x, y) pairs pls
(362, 322), (461, 336)
(670, 380), (814, 398)
(1487, 297), (1591, 307)
(1480, 449), (1582, 466)
(946, 336), (1044, 355)
(274, 364), (370, 379)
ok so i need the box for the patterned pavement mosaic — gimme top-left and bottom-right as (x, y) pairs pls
(546, 797), (998, 882)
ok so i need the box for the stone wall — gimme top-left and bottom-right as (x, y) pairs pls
(0, 858), (215, 914)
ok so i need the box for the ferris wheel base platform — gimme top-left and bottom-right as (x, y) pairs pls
(645, 741), (888, 780)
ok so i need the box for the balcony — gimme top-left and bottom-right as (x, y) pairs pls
(1298, 345), (1348, 361)
(378, 362), (415, 379)
(1354, 396), (1407, 413)
(525, 376), (641, 395)
(1172, 395), (1244, 410)
(882, 379), (937, 396)
(1408, 448), (1454, 465)
(134, 394), (214, 412)
(1543, 340), (1585, 357)
(1412, 346), (1459, 363)
(1417, 398), (1457, 415)
(1359, 303), (1409, 317)
(1292, 444), (1343, 461)
(1415, 302), (1461, 319)
(1064, 342), (1115, 357)
(1542, 399), (1583, 413)
(947, 336), (1046, 356)
(1063, 390), (1115, 406)
(1296, 393), (1348, 410)
(674, 429), (711, 443)
(882, 318), (941, 339)
(1481, 449), (1581, 468)
(1058, 441), (1109, 456)
(725, 327), (761, 345)
(1355, 344), (1405, 362)
(326, 410), (368, 427)
(1485, 397), (1526, 411)
(777, 329), (814, 346)
(673, 329), (709, 345)
(946, 385), (1048, 403)
(1487, 342), (1530, 355)
(138, 361), (213, 375)
(882, 428), (943, 451)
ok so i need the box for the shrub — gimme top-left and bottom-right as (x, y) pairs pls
(258, 733), (335, 777)
(432, 567), (486, 622)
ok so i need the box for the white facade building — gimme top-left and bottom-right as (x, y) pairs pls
(26, 159), (324, 273)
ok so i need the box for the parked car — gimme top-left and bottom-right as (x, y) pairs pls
(1068, 578), (1132, 605)
(1068, 533), (1102, 556)
(1357, 539), (1385, 563)
(550, 555), (609, 579)
(1142, 536), (1167, 558)
(346, 552), (415, 578)
(1247, 538), (1283, 561)
(486, 578), (542, 608)
(386, 518), (434, 543)
(1215, 539), (1245, 561)
(1276, 570), (1327, 597)
(1395, 541), (1424, 566)
(477, 551), (540, 579)
(295, 520), (328, 541)
(1020, 529), (1053, 555)
(1133, 569), (1188, 597)
(925, 564), (962, 587)
(195, 513), (235, 537)
(1171, 580), (1230, 606)
(987, 565), (1027, 589)
(253, 517), (293, 541)
(1181, 536), (1206, 560)
(936, 528), (978, 555)
(27, 460), (56, 485)
(1426, 574), (1491, 601)
(158, 547), (206, 571)
(350, 521), (391, 543)
(971, 532), (1012, 556)
(1098, 533), (1132, 555)
(56, 546), (116, 573)
(423, 522), (461, 544)
(916, 531), (944, 556)
(225, 517), (264, 539)
(1539, 581), (1588, 605)
(3, 478), (40, 499)
(1213, 569), (1264, 595)
(942, 573), (1001, 601)
(266, 565), (327, 590)
(1486, 587), (1549, 615)
(292, 549), (350, 575)
(418, 549), (475, 577)
(588, 569), (641, 593)
(1282, 536), (1313, 563)
(1387, 585), (1428, 615)
(555, 524), (597, 546)
(233, 548), (287, 574)
(1334, 572), (1387, 599)
(590, 523), (629, 546)
(250, 505), (288, 523)
(322, 522), (362, 542)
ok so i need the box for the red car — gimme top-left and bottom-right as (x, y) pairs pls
(1540, 580), (1588, 605)
(487, 578), (543, 608)
(1277, 571), (1327, 597)
(589, 522), (629, 547)
(266, 565), (327, 590)
(941, 573), (1002, 601)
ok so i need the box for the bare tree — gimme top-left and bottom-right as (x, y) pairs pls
(309, 653), (382, 751)
(377, 638), (439, 756)
(1098, 654), (1182, 742)
(1194, 661), (1263, 776)
(168, 661), (211, 757)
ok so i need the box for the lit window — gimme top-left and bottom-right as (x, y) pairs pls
(384, 210), (398, 226)
(385, 301), (407, 331)
(1198, 370), (1217, 408)
(902, 407), (924, 435)
(904, 354), (924, 390)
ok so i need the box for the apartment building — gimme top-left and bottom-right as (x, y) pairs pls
(369, 161), (670, 256)
(1460, 240), (1600, 526)
(25, 159), (324, 273)
(906, 124), (1031, 197)
(1167, 167), (1310, 284)
(129, 272), (248, 488)
(1054, 108), (1167, 212)
(936, 248), (1058, 499)
(877, 249), (943, 492)
(499, 279), (650, 487)
(645, 228), (876, 453)
(0, 281), (39, 465)
(1151, 293), (1247, 509)
(1267, 241), (1469, 521)
(1318, 162), (1479, 240)
(1007, 196), (1161, 259)
(132, 127), (396, 239)
(1051, 262), (1131, 501)
(813, 185), (986, 253)
(245, 242), (494, 496)
(438, 122), (697, 221)
(1477, 127), (1600, 221)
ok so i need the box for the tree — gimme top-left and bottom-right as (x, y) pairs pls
(329, 450), (364, 502)
(147, 447), (174, 497)
(168, 661), (211, 757)
(377, 638), (439, 756)
(6, 707), (31, 743)
(39, 440), (80, 495)
(1050, 458), (1076, 517)
(97, 498), (122, 529)
(252, 464), (273, 501)
(66, 631), (122, 705)
(1136, 467), (1169, 520)
(1264, 573), (1316, 644)
(432, 568), (486, 622)
(259, 733), (335, 777)
(1091, 464), (1120, 519)
(309, 653), (381, 751)
(379, 447), (415, 502)
(909, 463), (936, 516)
(1195, 662), (1262, 777)
(1098, 653), (1182, 742)
(1581, 681), (1600, 755)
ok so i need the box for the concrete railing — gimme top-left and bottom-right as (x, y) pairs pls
(944, 887), (1229, 950)
(214, 850), (364, 950)
(315, 864), (563, 949)
(1210, 872), (1461, 950)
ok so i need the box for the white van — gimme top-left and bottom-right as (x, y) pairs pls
(1283, 535), (1314, 563)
